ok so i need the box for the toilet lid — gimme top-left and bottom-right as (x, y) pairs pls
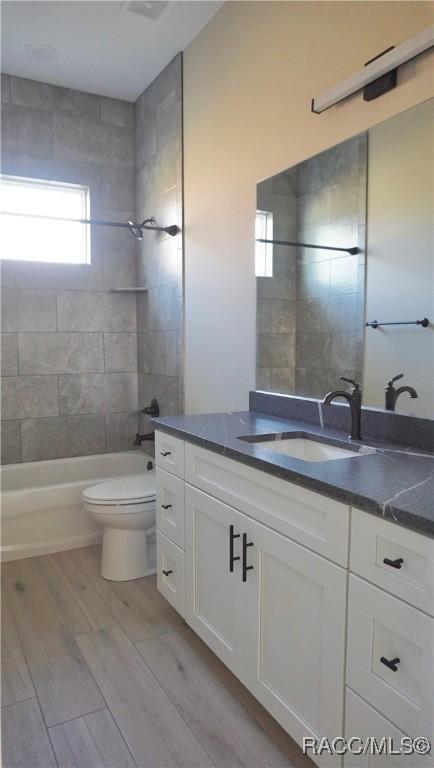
(83, 473), (155, 505)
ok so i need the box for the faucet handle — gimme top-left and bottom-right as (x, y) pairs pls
(339, 376), (361, 391)
(387, 373), (404, 388)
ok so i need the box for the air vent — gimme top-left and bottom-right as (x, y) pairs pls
(121, 1), (170, 22)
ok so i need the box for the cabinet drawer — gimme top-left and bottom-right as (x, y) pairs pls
(350, 508), (434, 616)
(157, 532), (185, 617)
(156, 468), (185, 549)
(346, 575), (433, 739)
(185, 442), (349, 565)
(155, 431), (184, 478)
(344, 688), (433, 767)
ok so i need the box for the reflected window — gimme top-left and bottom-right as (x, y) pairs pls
(255, 209), (273, 277)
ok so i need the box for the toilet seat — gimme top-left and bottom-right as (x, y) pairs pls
(83, 473), (155, 507)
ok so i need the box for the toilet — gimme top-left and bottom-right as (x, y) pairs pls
(83, 472), (156, 581)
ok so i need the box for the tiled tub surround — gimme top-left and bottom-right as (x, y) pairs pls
(152, 405), (434, 536)
(135, 55), (184, 442)
(1, 74), (138, 463)
(256, 134), (367, 398)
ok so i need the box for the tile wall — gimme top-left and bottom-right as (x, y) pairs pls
(1, 74), (138, 462)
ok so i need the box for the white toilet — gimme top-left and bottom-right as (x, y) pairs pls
(83, 472), (156, 581)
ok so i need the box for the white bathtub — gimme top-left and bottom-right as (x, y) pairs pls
(1, 451), (154, 562)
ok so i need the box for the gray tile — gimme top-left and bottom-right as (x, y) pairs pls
(101, 97), (133, 128)
(3, 104), (53, 156)
(101, 166), (135, 210)
(257, 268), (296, 301)
(10, 76), (57, 111)
(330, 333), (360, 370)
(54, 114), (133, 168)
(256, 299), (272, 334)
(102, 249), (137, 290)
(1, 288), (57, 332)
(141, 284), (178, 332)
(296, 261), (330, 299)
(330, 175), (360, 220)
(271, 367), (295, 395)
(135, 117), (157, 167)
(296, 332), (332, 369)
(106, 412), (139, 452)
(1, 73), (10, 104)
(1, 333), (18, 375)
(21, 415), (106, 461)
(13, 259), (102, 291)
(2, 375), (58, 419)
(256, 367), (272, 391)
(330, 255), (359, 295)
(0, 260), (16, 288)
(140, 331), (177, 376)
(57, 291), (136, 332)
(298, 187), (331, 230)
(58, 372), (138, 415)
(156, 89), (181, 153)
(18, 333), (104, 374)
(104, 333), (137, 372)
(271, 300), (296, 334)
(139, 373), (180, 416)
(1, 420), (21, 463)
(53, 87), (101, 120)
(257, 334), (295, 369)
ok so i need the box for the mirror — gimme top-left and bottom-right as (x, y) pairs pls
(255, 99), (434, 419)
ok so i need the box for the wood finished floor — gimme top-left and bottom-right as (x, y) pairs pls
(1, 545), (313, 768)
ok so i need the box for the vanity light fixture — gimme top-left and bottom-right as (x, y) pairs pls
(312, 25), (434, 114)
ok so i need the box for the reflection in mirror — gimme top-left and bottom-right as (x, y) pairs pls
(255, 99), (433, 419)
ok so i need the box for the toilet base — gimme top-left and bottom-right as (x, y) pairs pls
(101, 526), (156, 581)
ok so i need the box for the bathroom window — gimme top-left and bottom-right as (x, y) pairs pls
(255, 209), (273, 277)
(0, 175), (91, 264)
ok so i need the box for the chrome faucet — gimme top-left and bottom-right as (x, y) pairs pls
(323, 377), (362, 440)
(385, 374), (418, 411)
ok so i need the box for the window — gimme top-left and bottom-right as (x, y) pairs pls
(255, 209), (273, 277)
(0, 175), (91, 264)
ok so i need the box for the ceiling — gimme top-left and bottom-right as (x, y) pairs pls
(1, 1), (224, 101)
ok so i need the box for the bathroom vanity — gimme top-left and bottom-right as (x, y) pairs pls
(153, 402), (434, 767)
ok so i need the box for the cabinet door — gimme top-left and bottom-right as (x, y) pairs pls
(245, 516), (347, 766)
(185, 485), (247, 680)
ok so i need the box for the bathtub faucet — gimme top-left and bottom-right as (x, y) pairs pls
(133, 432), (155, 446)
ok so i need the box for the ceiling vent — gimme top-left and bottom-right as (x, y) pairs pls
(120, 1), (170, 22)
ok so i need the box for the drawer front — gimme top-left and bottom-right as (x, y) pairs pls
(350, 508), (434, 616)
(157, 531), (185, 617)
(155, 431), (185, 478)
(185, 442), (350, 565)
(346, 575), (433, 738)
(344, 688), (433, 767)
(156, 468), (185, 549)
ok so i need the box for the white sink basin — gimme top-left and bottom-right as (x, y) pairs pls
(255, 438), (361, 462)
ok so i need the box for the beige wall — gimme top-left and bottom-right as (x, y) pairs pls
(183, 0), (434, 414)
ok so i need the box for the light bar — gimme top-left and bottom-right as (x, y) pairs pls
(312, 25), (434, 114)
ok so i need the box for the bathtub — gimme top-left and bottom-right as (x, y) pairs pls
(1, 451), (154, 562)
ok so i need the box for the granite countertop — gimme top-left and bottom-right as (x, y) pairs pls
(152, 410), (434, 537)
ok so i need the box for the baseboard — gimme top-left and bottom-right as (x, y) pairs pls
(1, 532), (103, 563)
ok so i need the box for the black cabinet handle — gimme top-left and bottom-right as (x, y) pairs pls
(162, 569), (173, 577)
(242, 533), (254, 582)
(383, 557), (404, 569)
(380, 656), (400, 672)
(161, 503), (172, 510)
(229, 524), (240, 572)
(160, 451), (172, 457)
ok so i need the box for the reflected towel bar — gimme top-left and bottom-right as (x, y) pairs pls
(366, 318), (430, 329)
(256, 238), (359, 255)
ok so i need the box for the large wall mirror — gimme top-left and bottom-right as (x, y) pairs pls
(255, 98), (434, 419)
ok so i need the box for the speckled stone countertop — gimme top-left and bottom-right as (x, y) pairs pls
(152, 410), (434, 538)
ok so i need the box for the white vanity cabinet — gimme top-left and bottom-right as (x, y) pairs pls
(155, 431), (434, 768)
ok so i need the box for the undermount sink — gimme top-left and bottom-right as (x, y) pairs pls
(237, 433), (364, 462)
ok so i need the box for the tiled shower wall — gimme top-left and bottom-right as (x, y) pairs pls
(256, 134), (366, 398)
(1, 75), (138, 462)
(135, 55), (184, 438)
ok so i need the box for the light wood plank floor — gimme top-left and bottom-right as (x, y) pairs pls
(2, 545), (313, 768)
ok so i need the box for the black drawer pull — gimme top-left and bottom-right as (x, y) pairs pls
(162, 569), (173, 577)
(229, 524), (240, 572)
(161, 503), (172, 510)
(380, 656), (400, 672)
(383, 557), (404, 569)
(242, 533), (254, 582)
(160, 451), (172, 457)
